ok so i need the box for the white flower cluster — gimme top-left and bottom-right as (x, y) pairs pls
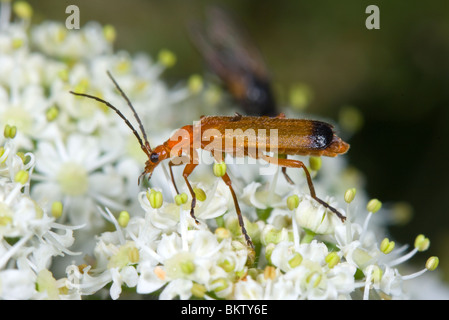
(0, 1), (444, 300)
(0, 138), (80, 299)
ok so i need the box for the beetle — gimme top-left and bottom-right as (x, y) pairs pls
(70, 71), (349, 249)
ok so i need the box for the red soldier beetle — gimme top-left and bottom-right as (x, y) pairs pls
(70, 71), (349, 249)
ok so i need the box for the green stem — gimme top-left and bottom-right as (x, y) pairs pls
(301, 229), (316, 244)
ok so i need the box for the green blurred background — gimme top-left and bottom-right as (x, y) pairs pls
(30, 0), (449, 284)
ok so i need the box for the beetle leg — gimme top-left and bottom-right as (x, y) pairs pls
(220, 172), (255, 249)
(281, 167), (295, 185)
(168, 160), (181, 195)
(276, 154), (294, 185)
(168, 155), (191, 195)
(182, 163), (200, 224)
(262, 155), (346, 222)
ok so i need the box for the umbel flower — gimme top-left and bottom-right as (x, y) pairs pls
(0, 1), (446, 300)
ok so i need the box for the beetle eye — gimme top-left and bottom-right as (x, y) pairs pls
(150, 153), (159, 163)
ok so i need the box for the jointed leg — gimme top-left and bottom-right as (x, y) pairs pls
(182, 163), (200, 224)
(277, 154), (294, 185)
(221, 172), (255, 249)
(168, 159), (185, 194)
(263, 155), (346, 222)
(281, 167), (294, 185)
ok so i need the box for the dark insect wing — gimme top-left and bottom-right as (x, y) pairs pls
(189, 6), (278, 117)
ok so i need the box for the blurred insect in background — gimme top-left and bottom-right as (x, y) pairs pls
(189, 6), (278, 117)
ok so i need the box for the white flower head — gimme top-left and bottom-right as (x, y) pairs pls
(31, 134), (126, 228)
(294, 195), (344, 235)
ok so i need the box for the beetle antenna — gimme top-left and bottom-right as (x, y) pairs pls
(69, 90), (150, 156)
(106, 71), (151, 152)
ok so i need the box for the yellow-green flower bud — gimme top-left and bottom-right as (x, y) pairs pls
(213, 162), (227, 177)
(46, 105), (59, 122)
(309, 156), (322, 171)
(180, 260), (195, 275)
(371, 265), (383, 283)
(366, 198), (382, 213)
(174, 193), (188, 206)
(380, 238), (395, 254)
(425, 256), (439, 271)
(14, 170), (29, 185)
(211, 278), (229, 292)
(414, 234), (430, 252)
(103, 24), (116, 43)
(188, 74), (203, 94)
(147, 189), (163, 209)
(306, 271), (322, 288)
(4, 124), (17, 139)
(219, 259), (235, 273)
(118, 211), (130, 228)
(344, 188), (357, 203)
(193, 188), (207, 202)
(13, 1), (33, 19)
(191, 283), (207, 298)
(158, 49), (176, 68)
(287, 195), (300, 211)
(288, 252), (303, 268)
(325, 252), (340, 269)
(51, 201), (63, 219)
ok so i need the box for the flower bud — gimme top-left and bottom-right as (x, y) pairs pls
(14, 170), (29, 184)
(414, 234), (430, 252)
(158, 49), (176, 68)
(288, 252), (303, 268)
(174, 193), (188, 206)
(147, 189), (163, 209)
(344, 188), (357, 203)
(193, 188), (206, 202)
(118, 211), (130, 227)
(51, 201), (63, 219)
(213, 162), (227, 177)
(425, 256), (439, 271)
(287, 195), (300, 211)
(366, 199), (382, 213)
(4, 124), (17, 139)
(309, 156), (322, 171)
(380, 238), (395, 254)
(325, 252), (340, 269)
